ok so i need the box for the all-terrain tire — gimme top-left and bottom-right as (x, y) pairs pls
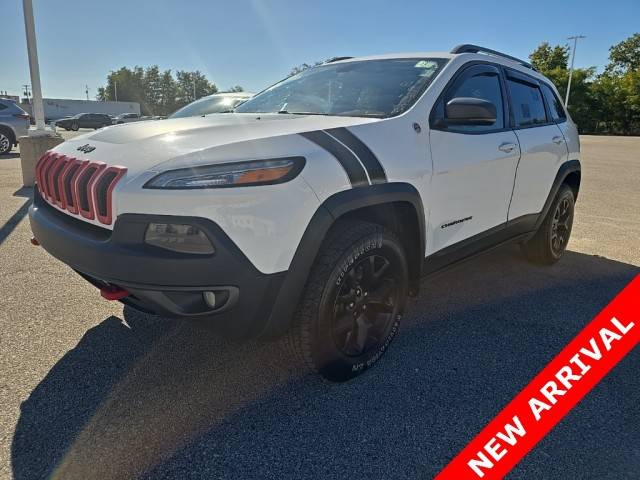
(286, 220), (409, 382)
(521, 184), (575, 265)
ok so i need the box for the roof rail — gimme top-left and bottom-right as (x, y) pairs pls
(325, 56), (353, 63)
(450, 44), (535, 70)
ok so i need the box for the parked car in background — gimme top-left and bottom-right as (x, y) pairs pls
(55, 113), (113, 131)
(0, 98), (30, 154)
(169, 92), (253, 118)
(113, 113), (145, 124)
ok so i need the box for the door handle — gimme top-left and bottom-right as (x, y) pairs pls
(498, 142), (517, 153)
(552, 136), (565, 145)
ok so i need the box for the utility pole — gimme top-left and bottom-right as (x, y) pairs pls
(114, 81), (118, 102)
(565, 35), (586, 108)
(85, 84), (90, 100)
(193, 79), (196, 101)
(22, 0), (46, 131)
(22, 84), (31, 103)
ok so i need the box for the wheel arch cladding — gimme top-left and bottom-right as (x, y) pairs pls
(563, 169), (581, 201)
(534, 159), (581, 232)
(260, 182), (425, 339)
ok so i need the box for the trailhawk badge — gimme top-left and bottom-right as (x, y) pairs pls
(77, 144), (96, 153)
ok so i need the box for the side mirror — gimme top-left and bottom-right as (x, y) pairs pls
(444, 97), (497, 126)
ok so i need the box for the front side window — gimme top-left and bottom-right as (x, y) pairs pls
(437, 66), (504, 132)
(540, 83), (567, 122)
(507, 79), (547, 127)
(235, 58), (447, 118)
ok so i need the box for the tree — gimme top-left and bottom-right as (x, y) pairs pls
(97, 66), (218, 116)
(175, 70), (217, 106)
(158, 70), (179, 115)
(143, 66), (162, 115)
(529, 42), (569, 71)
(606, 33), (640, 73)
(224, 85), (244, 93)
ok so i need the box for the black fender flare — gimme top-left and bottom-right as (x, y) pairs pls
(534, 159), (581, 232)
(260, 182), (425, 338)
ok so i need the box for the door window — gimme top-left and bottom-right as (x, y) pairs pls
(507, 79), (547, 127)
(540, 83), (567, 122)
(432, 65), (505, 133)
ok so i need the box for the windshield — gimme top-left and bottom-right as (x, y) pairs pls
(235, 58), (447, 118)
(170, 96), (248, 118)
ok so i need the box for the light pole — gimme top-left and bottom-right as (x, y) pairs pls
(85, 84), (90, 101)
(114, 81), (118, 102)
(22, 0), (46, 132)
(565, 35), (586, 108)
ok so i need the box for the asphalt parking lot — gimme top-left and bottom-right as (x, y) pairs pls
(0, 133), (638, 479)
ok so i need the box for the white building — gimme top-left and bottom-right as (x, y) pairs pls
(21, 98), (140, 121)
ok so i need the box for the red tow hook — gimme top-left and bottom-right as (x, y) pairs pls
(100, 286), (129, 301)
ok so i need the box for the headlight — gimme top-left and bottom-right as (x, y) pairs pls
(145, 223), (215, 254)
(144, 157), (305, 189)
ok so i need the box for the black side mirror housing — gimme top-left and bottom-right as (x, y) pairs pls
(444, 97), (497, 126)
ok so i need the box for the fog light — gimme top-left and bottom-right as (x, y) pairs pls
(145, 223), (214, 254)
(203, 291), (217, 308)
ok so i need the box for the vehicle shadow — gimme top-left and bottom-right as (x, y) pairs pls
(0, 152), (21, 160)
(11, 246), (639, 480)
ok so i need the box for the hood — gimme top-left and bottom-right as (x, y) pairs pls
(51, 113), (380, 177)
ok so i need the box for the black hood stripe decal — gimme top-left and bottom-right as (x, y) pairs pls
(324, 127), (387, 184)
(299, 130), (369, 187)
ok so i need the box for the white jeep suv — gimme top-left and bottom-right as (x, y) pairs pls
(29, 45), (580, 381)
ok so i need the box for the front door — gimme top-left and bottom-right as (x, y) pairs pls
(428, 63), (521, 254)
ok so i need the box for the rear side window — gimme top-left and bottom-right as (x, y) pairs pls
(507, 79), (547, 127)
(541, 83), (567, 122)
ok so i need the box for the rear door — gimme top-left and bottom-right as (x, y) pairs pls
(79, 114), (93, 128)
(505, 69), (569, 221)
(428, 63), (521, 253)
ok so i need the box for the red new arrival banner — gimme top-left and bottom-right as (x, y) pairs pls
(436, 274), (640, 480)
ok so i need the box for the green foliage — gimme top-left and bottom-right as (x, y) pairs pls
(529, 34), (640, 135)
(97, 66), (218, 116)
(606, 33), (640, 73)
(529, 42), (569, 71)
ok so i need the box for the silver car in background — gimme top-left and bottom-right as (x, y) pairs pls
(0, 98), (30, 154)
(169, 92), (253, 118)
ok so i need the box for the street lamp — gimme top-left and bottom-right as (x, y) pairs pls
(22, 0), (47, 132)
(565, 35), (586, 108)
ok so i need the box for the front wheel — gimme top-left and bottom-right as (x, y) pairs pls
(0, 130), (12, 155)
(521, 184), (575, 265)
(287, 221), (409, 382)
(70, 122), (79, 131)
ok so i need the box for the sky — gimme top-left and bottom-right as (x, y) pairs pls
(2, 0), (639, 100)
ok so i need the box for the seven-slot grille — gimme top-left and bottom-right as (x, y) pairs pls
(35, 151), (127, 226)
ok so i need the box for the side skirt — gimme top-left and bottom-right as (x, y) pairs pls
(422, 213), (538, 276)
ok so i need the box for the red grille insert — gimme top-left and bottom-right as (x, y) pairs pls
(35, 151), (126, 226)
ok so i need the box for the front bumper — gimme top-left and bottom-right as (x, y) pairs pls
(29, 189), (285, 338)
